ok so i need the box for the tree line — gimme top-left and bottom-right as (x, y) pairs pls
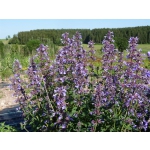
(8, 26), (150, 45)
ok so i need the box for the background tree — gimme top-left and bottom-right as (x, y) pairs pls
(115, 37), (128, 52)
(26, 39), (41, 55)
(9, 26), (150, 45)
(8, 34), (19, 44)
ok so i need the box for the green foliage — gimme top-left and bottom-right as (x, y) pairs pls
(0, 44), (29, 80)
(8, 34), (19, 44)
(0, 38), (59, 80)
(0, 122), (17, 132)
(5, 35), (11, 40)
(0, 41), (4, 58)
(143, 58), (150, 69)
(115, 37), (128, 52)
(26, 39), (41, 55)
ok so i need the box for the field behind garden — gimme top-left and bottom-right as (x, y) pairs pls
(0, 39), (9, 45)
(82, 43), (150, 53)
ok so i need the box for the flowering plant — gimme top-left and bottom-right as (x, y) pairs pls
(147, 51), (150, 59)
(10, 31), (150, 132)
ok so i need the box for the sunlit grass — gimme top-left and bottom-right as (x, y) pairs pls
(0, 39), (9, 45)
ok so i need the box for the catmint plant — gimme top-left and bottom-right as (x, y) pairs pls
(10, 31), (150, 132)
(90, 31), (150, 131)
(10, 59), (28, 107)
(120, 37), (150, 131)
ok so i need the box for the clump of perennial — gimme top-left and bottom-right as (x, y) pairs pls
(101, 31), (118, 105)
(26, 57), (42, 96)
(91, 32), (150, 131)
(49, 32), (90, 130)
(10, 59), (28, 107)
(10, 31), (150, 132)
(121, 37), (150, 130)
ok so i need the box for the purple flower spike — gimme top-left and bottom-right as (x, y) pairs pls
(88, 40), (95, 48)
(53, 86), (67, 110)
(13, 59), (22, 73)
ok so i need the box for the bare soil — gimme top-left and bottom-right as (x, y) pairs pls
(0, 79), (18, 111)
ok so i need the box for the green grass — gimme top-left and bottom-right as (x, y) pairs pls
(83, 44), (150, 54)
(58, 44), (150, 62)
(0, 39), (9, 45)
(137, 44), (150, 53)
(84, 44), (150, 52)
(82, 44), (103, 50)
(82, 44), (150, 69)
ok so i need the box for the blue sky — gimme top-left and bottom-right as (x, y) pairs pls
(0, 19), (150, 39)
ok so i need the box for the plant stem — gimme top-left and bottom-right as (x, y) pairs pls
(41, 74), (54, 111)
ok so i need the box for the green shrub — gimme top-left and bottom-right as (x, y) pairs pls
(115, 37), (128, 52)
(26, 39), (41, 55)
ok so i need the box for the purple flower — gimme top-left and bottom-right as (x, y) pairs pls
(126, 54), (130, 59)
(147, 51), (150, 58)
(26, 57), (42, 95)
(140, 119), (148, 131)
(53, 86), (67, 110)
(145, 70), (150, 78)
(13, 59), (22, 73)
(88, 40), (95, 48)
(62, 124), (66, 129)
(10, 60), (28, 104)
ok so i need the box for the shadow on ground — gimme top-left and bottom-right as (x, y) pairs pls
(0, 81), (10, 89)
(0, 105), (19, 114)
